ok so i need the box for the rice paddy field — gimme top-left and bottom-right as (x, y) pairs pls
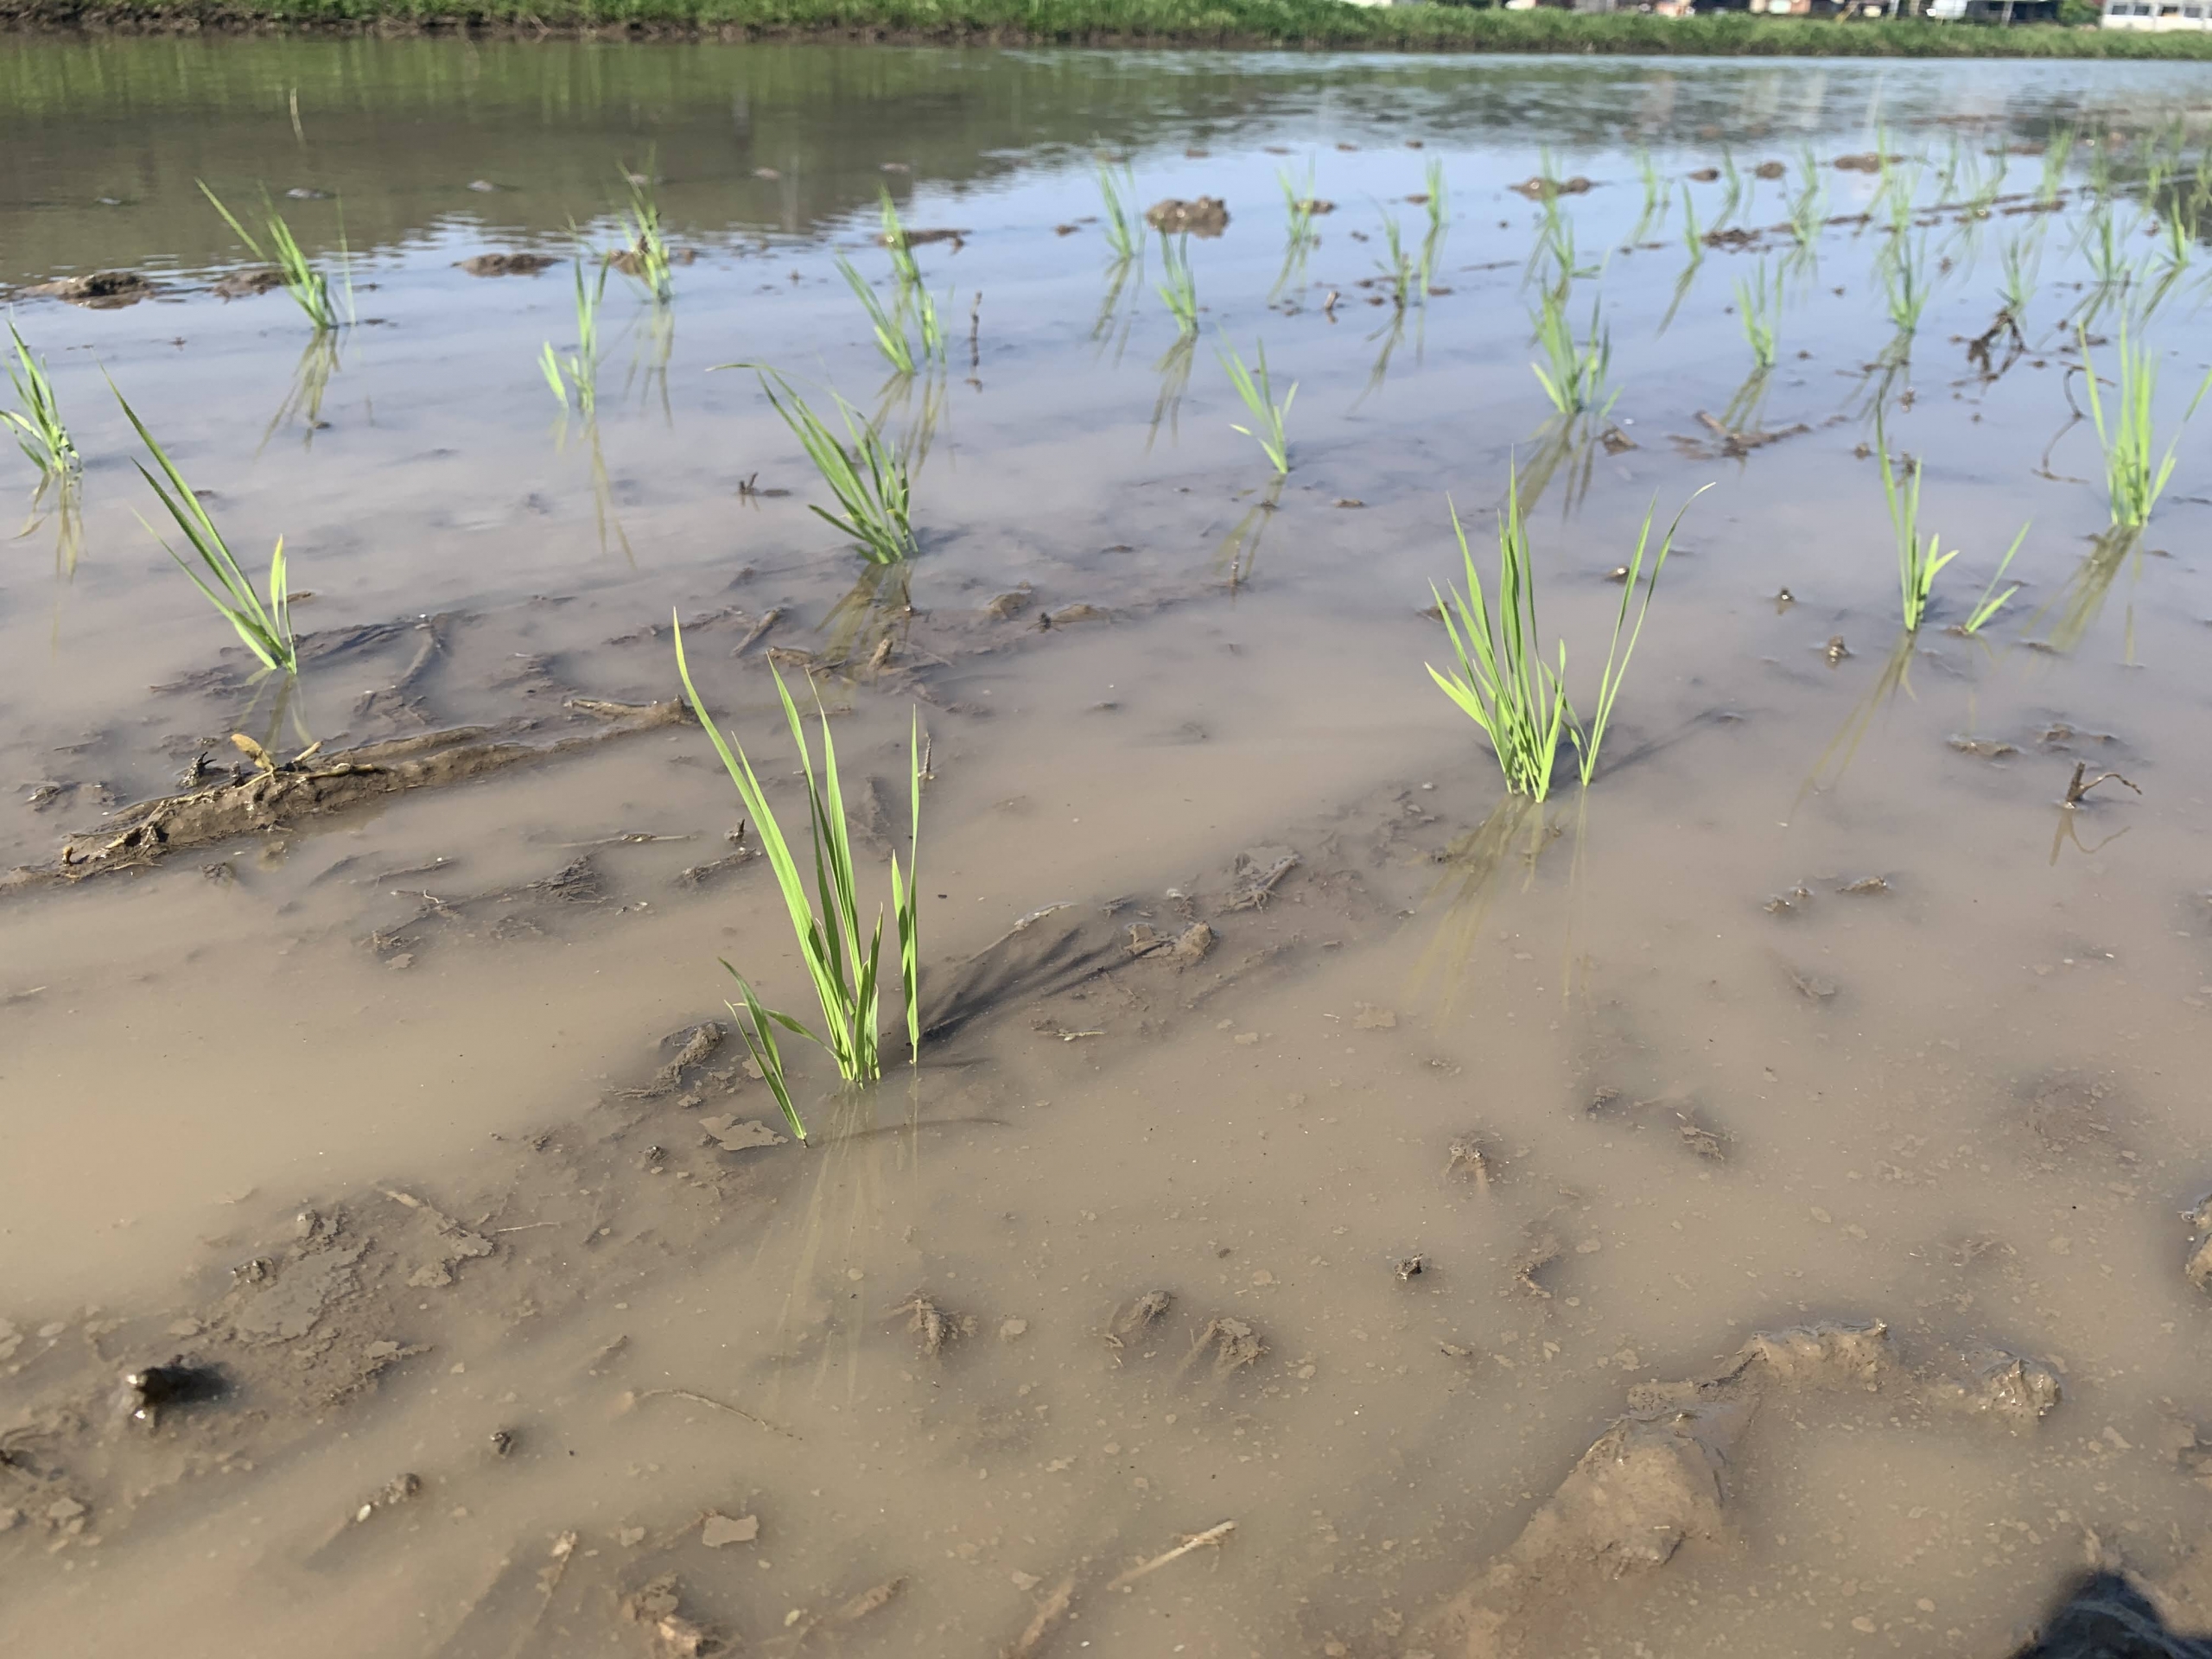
(8, 36), (2212, 1659)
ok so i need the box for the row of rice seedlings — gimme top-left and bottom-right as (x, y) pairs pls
(878, 193), (946, 364)
(1529, 285), (1616, 418)
(199, 181), (346, 332)
(1217, 334), (1294, 476)
(539, 256), (607, 415)
(1098, 159), (1142, 264)
(2078, 317), (2212, 529)
(3, 321), (77, 479)
(115, 390), (296, 673)
(1426, 474), (1702, 802)
(1156, 232), (1200, 335)
(1734, 259), (1780, 370)
(671, 628), (921, 1141)
(716, 365), (917, 562)
(614, 168), (673, 303)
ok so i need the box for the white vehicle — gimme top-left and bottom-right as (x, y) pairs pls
(2102, 0), (2212, 27)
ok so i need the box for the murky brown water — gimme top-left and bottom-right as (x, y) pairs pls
(7, 35), (2212, 1659)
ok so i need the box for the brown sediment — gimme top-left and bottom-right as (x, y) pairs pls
(1144, 196), (1230, 237)
(2, 697), (684, 895)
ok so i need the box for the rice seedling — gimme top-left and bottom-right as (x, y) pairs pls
(1156, 232), (1200, 335)
(540, 256), (607, 416)
(2086, 138), (2116, 203)
(3, 320), (76, 479)
(614, 167), (673, 303)
(1957, 524), (2029, 637)
(837, 255), (917, 376)
(199, 181), (341, 331)
(2077, 317), (2212, 528)
(1998, 227), (2041, 324)
(1529, 204), (1598, 295)
(1630, 146), (1671, 243)
(671, 627), (922, 1142)
(1427, 480), (1568, 802)
(1659, 193), (1704, 334)
(878, 192), (945, 363)
(1882, 230), (1932, 336)
(1734, 259), (1780, 371)
(1369, 209), (1417, 309)
(1217, 334), (1295, 475)
(115, 389), (296, 673)
(2039, 124), (2075, 206)
(2080, 204), (2127, 295)
(1425, 475), (1703, 800)
(1876, 429), (1955, 632)
(1421, 158), (1449, 245)
(1713, 148), (1744, 230)
(1147, 334), (1196, 451)
(713, 365), (917, 562)
(1529, 287), (1616, 418)
(1281, 163), (1320, 249)
(1098, 159), (1142, 264)
(1787, 149), (1826, 252)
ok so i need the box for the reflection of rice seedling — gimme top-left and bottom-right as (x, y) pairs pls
(2078, 317), (2212, 528)
(1713, 148), (1744, 228)
(1426, 475), (1702, 800)
(1788, 149), (1826, 251)
(715, 365), (917, 562)
(1660, 194), (1704, 333)
(1213, 477), (1283, 594)
(1156, 232), (1199, 334)
(1529, 288), (1615, 417)
(1147, 334), (1196, 450)
(1420, 159), (1449, 289)
(117, 391), (296, 673)
(2039, 124), (2075, 206)
(1217, 334), (1294, 475)
(1957, 524), (2029, 637)
(1734, 259), (1780, 370)
(672, 629), (922, 1143)
(263, 331), (342, 452)
(540, 257), (607, 415)
(1098, 160), (1141, 263)
(3, 320), (76, 479)
(199, 181), (341, 331)
(614, 167), (673, 302)
(838, 255), (916, 376)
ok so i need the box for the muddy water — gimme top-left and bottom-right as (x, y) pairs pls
(7, 36), (2212, 1659)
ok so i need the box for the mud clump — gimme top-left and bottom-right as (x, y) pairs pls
(890, 1292), (976, 1357)
(2187, 1194), (2212, 1293)
(1145, 196), (1230, 237)
(212, 266), (289, 299)
(625, 1574), (723, 1657)
(1109, 1289), (1173, 1350)
(1179, 1316), (1265, 1380)
(1424, 1319), (2067, 1656)
(458, 252), (558, 276)
(1508, 175), (1592, 200)
(25, 270), (153, 307)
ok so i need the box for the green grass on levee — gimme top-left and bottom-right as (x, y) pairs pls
(12, 0), (2212, 59)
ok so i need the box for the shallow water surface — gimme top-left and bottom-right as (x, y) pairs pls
(5, 36), (2212, 1659)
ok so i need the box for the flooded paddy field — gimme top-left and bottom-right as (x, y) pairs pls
(7, 35), (2212, 1658)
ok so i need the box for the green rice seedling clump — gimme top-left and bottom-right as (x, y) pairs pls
(1529, 288), (1616, 416)
(200, 181), (342, 331)
(3, 320), (77, 478)
(1426, 474), (1704, 801)
(1217, 334), (1295, 475)
(717, 364), (918, 562)
(1959, 524), (2029, 636)
(540, 256), (607, 414)
(615, 166), (674, 302)
(1876, 426), (1955, 632)
(1098, 159), (1142, 264)
(1734, 259), (1780, 369)
(2078, 317), (2212, 528)
(672, 626), (921, 1141)
(116, 389), (296, 673)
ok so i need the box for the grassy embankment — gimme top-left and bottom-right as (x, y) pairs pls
(7, 0), (2212, 59)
